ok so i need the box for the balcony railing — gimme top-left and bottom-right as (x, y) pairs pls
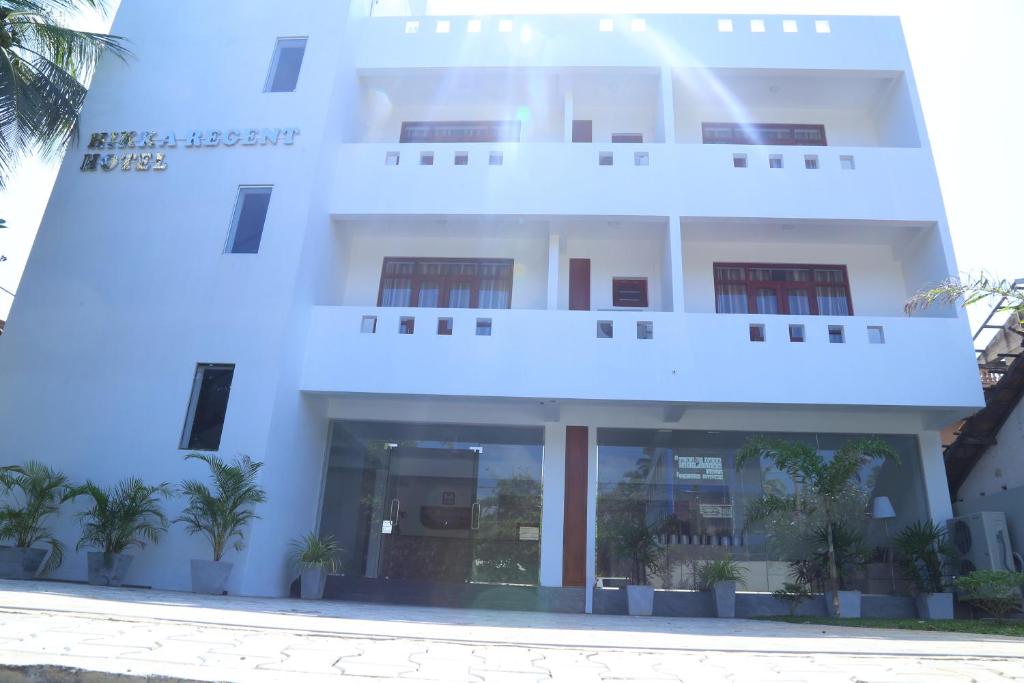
(329, 143), (941, 220)
(302, 306), (983, 410)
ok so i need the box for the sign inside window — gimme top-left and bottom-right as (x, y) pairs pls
(674, 455), (725, 481)
(699, 504), (734, 519)
(518, 526), (540, 541)
(79, 127), (300, 173)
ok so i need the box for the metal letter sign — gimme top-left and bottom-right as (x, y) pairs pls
(79, 126), (300, 173)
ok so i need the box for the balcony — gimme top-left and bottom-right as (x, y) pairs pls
(353, 12), (910, 72)
(328, 142), (939, 221)
(301, 306), (982, 411)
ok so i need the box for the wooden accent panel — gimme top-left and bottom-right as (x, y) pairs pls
(569, 259), (591, 311)
(562, 426), (589, 587)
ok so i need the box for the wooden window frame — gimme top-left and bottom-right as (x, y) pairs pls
(713, 262), (854, 316)
(377, 257), (514, 309)
(612, 277), (649, 308)
(701, 122), (828, 146)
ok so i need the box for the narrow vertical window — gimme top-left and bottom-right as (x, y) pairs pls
(226, 187), (272, 254)
(181, 364), (234, 451)
(264, 38), (307, 93)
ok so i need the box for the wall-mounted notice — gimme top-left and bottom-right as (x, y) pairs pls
(699, 504), (734, 519)
(674, 455), (725, 482)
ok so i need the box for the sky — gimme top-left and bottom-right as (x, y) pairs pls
(0, 0), (1021, 336)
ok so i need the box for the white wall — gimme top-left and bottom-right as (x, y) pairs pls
(958, 398), (1024, 500)
(682, 239), (908, 316)
(558, 232), (667, 311)
(875, 76), (922, 148)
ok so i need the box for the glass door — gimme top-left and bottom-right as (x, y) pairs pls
(319, 421), (544, 588)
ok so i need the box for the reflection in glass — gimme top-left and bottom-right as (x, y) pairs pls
(595, 429), (927, 594)
(319, 421), (543, 586)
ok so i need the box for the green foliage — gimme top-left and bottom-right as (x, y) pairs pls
(809, 523), (867, 591)
(905, 274), (1024, 316)
(893, 520), (954, 594)
(289, 532), (341, 573)
(0, 0), (132, 186)
(174, 453), (267, 562)
(696, 559), (748, 591)
(737, 435), (899, 616)
(611, 518), (663, 586)
(0, 460), (75, 574)
(952, 570), (1024, 620)
(74, 478), (171, 555)
(772, 581), (812, 616)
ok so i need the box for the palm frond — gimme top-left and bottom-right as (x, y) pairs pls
(0, 460), (73, 573)
(74, 477), (170, 554)
(905, 274), (1024, 315)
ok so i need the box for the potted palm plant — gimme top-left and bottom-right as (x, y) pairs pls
(738, 435), (898, 618)
(75, 478), (171, 586)
(697, 559), (748, 618)
(0, 461), (75, 579)
(894, 520), (955, 620)
(175, 453), (266, 595)
(290, 532), (341, 599)
(613, 518), (664, 616)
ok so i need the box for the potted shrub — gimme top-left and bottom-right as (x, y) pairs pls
(811, 522), (867, 618)
(175, 453), (266, 595)
(697, 559), (748, 618)
(75, 478), (171, 587)
(952, 570), (1024, 621)
(0, 461), (75, 579)
(738, 435), (898, 618)
(894, 520), (955, 620)
(290, 532), (341, 599)
(613, 518), (663, 616)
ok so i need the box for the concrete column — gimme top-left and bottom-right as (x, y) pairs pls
(660, 67), (676, 144)
(547, 231), (561, 310)
(666, 220), (684, 313)
(563, 90), (574, 143)
(584, 426), (598, 613)
(539, 423), (566, 587)
(919, 430), (954, 524)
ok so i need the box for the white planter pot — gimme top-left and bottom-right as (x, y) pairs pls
(824, 590), (862, 618)
(86, 552), (133, 587)
(190, 559), (233, 595)
(916, 592), (954, 620)
(625, 585), (655, 616)
(0, 546), (47, 580)
(300, 567), (328, 599)
(712, 580), (737, 618)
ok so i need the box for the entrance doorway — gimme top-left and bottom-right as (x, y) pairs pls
(320, 421), (544, 588)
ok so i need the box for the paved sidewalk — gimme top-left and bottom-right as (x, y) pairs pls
(0, 580), (1021, 682)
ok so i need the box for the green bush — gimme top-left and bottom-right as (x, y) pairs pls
(893, 520), (954, 594)
(290, 533), (341, 573)
(0, 461), (76, 574)
(952, 570), (1024, 619)
(772, 581), (813, 616)
(75, 478), (171, 555)
(696, 559), (748, 591)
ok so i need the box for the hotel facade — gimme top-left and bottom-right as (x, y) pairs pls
(0, 0), (985, 613)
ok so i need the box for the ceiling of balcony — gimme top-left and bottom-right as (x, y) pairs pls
(681, 218), (932, 248)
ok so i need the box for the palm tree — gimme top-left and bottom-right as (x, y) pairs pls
(736, 436), (899, 617)
(74, 477), (171, 554)
(0, 460), (75, 574)
(174, 453), (267, 562)
(0, 0), (130, 186)
(906, 274), (1024, 315)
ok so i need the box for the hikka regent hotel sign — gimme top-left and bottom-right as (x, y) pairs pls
(79, 127), (300, 172)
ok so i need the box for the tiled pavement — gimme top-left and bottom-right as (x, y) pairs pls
(0, 580), (1021, 682)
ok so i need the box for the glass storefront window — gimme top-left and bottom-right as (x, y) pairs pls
(596, 429), (928, 593)
(319, 421), (544, 587)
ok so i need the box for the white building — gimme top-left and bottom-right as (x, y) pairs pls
(0, 0), (985, 613)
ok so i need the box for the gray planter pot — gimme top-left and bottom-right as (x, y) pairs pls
(86, 552), (133, 587)
(625, 585), (655, 616)
(915, 592), (954, 620)
(712, 580), (737, 618)
(190, 559), (233, 595)
(300, 567), (328, 599)
(0, 546), (47, 580)
(824, 590), (862, 618)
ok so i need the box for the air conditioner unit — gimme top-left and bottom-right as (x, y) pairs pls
(947, 511), (1017, 575)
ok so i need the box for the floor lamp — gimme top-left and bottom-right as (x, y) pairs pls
(872, 496), (897, 593)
